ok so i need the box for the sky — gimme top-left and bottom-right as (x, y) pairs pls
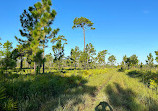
(0, 0), (158, 64)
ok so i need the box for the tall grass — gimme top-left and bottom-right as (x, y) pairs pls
(1, 68), (158, 111)
(104, 69), (158, 111)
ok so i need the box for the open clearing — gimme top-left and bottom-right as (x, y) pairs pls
(37, 68), (158, 111)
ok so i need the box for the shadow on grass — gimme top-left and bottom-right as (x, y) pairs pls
(126, 70), (158, 85)
(105, 82), (142, 111)
(95, 101), (113, 111)
(127, 70), (143, 78)
(4, 73), (96, 111)
(105, 82), (158, 111)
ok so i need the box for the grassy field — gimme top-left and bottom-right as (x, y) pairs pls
(1, 68), (158, 111)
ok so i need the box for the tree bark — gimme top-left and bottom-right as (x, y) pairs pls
(20, 56), (23, 69)
(87, 58), (89, 69)
(49, 61), (51, 72)
(75, 61), (76, 69)
(34, 62), (36, 74)
(43, 44), (45, 74)
(83, 28), (85, 52)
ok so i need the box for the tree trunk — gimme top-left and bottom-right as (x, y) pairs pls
(34, 62), (36, 74)
(25, 59), (27, 68)
(20, 56), (23, 69)
(39, 65), (40, 74)
(87, 59), (89, 69)
(43, 44), (45, 74)
(83, 28), (85, 52)
(49, 61), (51, 72)
(75, 61), (76, 69)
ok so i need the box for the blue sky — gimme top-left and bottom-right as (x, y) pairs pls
(0, 0), (158, 64)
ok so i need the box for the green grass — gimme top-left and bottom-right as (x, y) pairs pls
(1, 68), (158, 111)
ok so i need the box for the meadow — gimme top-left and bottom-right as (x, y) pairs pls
(0, 0), (158, 111)
(1, 67), (158, 111)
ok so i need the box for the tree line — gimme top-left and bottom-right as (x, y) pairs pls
(0, 0), (110, 74)
(0, 0), (158, 74)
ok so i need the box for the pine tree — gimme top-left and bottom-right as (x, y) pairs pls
(15, 5), (38, 72)
(85, 43), (96, 69)
(96, 50), (108, 67)
(70, 46), (81, 69)
(72, 17), (95, 51)
(79, 51), (88, 69)
(52, 35), (67, 70)
(29, 0), (59, 73)
(1, 41), (16, 71)
(108, 55), (116, 66)
(146, 53), (154, 68)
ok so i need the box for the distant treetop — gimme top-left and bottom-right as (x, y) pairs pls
(72, 17), (95, 30)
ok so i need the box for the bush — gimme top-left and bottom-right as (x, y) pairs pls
(0, 83), (17, 111)
(3, 73), (88, 111)
(118, 67), (125, 72)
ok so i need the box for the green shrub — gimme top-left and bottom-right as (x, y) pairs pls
(118, 67), (125, 72)
(2, 73), (88, 111)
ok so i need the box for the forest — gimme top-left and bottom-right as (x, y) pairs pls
(0, 0), (158, 111)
